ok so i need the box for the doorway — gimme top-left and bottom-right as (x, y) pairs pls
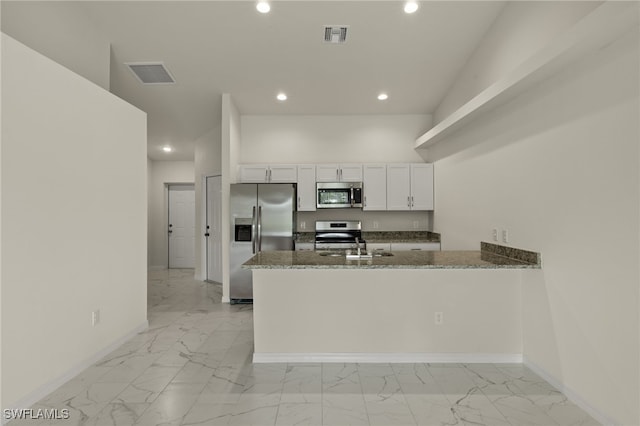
(205, 176), (222, 282)
(168, 184), (195, 268)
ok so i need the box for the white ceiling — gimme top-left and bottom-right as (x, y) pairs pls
(4, 1), (507, 160)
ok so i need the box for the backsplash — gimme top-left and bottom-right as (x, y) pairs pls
(296, 210), (433, 232)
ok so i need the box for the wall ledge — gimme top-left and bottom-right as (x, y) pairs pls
(415, 2), (639, 153)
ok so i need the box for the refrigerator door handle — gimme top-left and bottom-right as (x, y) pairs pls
(257, 205), (263, 252)
(251, 206), (257, 254)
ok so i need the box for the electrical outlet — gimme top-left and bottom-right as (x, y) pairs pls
(92, 310), (100, 326)
(434, 312), (444, 325)
(413, 221), (420, 229)
(373, 221), (379, 229)
(502, 229), (509, 243)
(492, 228), (498, 241)
(300, 221), (306, 230)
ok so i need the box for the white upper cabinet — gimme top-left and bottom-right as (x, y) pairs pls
(410, 163), (434, 211)
(269, 164), (298, 183)
(386, 163), (433, 211)
(362, 164), (387, 211)
(316, 164), (362, 182)
(386, 164), (411, 210)
(238, 164), (269, 183)
(238, 164), (297, 183)
(296, 164), (316, 211)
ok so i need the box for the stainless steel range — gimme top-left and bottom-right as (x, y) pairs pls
(314, 220), (366, 251)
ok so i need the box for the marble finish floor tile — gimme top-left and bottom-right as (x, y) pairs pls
(13, 268), (601, 426)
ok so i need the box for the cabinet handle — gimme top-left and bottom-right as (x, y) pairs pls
(364, 196), (367, 207)
(411, 196), (414, 207)
(407, 196), (411, 207)
(298, 196), (301, 209)
(337, 168), (340, 180)
(411, 248), (422, 251)
(265, 169), (269, 182)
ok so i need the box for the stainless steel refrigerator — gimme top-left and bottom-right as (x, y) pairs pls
(230, 183), (295, 303)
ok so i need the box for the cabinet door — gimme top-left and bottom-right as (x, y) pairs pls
(410, 163), (434, 211)
(296, 164), (316, 211)
(339, 164), (363, 182)
(386, 164), (411, 210)
(269, 164), (297, 183)
(316, 164), (340, 182)
(391, 242), (440, 251)
(362, 164), (386, 211)
(238, 164), (269, 183)
(294, 243), (315, 251)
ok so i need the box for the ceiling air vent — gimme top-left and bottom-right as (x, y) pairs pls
(323, 26), (348, 44)
(126, 62), (176, 84)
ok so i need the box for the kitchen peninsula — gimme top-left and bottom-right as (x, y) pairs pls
(243, 242), (541, 364)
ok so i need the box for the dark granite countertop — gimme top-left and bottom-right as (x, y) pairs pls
(363, 231), (440, 243)
(294, 231), (441, 244)
(243, 242), (540, 270)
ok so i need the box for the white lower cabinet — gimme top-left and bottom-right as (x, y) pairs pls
(390, 242), (441, 251)
(294, 243), (314, 251)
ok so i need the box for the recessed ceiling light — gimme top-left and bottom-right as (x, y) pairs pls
(404, 1), (419, 14)
(377, 93), (389, 101)
(162, 146), (172, 152)
(277, 93), (287, 101)
(256, 1), (270, 13)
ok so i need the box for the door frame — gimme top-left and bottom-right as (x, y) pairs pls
(166, 182), (195, 268)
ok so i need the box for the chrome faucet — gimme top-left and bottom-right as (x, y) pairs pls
(355, 237), (361, 256)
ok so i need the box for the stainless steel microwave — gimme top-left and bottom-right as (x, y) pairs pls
(316, 182), (363, 208)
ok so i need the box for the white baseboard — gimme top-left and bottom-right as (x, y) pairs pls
(222, 296), (230, 304)
(3, 321), (149, 424)
(148, 265), (166, 270)
(253, 352), (523, 364)
(523, 357), (616, 426)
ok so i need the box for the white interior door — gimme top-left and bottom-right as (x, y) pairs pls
(206, 176), (222, 282)
(168, 184), (195, 268)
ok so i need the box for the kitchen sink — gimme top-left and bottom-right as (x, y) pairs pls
(317, 251), (394, 258)
(317, 252), (343, 257)
(373, 252), (394, 257)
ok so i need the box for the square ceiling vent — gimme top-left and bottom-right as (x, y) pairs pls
(126, 62), (176, 84)
(323, 26), (348, 44)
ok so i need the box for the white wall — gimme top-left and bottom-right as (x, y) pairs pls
(221, 94), (241, 302)
(240, 115), (430, 164)
(429, 27), (639, 425)
(194, 126), (222, 279)
(1, 34), (147, 410)
(297, 210), (430, 233)
(241, 114), (434, 232)
(253, 269), (522, 357)
(1, 1), (111, 90)
(434, 1), (599, 124)
(147, 160), (194, 268)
